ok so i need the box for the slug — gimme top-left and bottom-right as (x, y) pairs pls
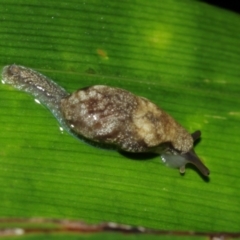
(2, 64), (210, 176)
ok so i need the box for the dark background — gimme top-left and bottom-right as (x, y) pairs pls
(202, 0), (240, 14)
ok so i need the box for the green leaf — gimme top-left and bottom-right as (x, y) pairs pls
(0, 0), (240, 238)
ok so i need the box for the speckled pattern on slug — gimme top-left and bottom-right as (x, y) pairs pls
(60, 85), (193, 153)
(2, 65), (68, 104)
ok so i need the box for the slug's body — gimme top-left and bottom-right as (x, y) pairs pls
(2, 65), (210, 176)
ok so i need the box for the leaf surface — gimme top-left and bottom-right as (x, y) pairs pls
(0, 1), (240, 238)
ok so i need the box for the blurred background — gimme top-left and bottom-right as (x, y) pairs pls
(203, 0), (240, 13)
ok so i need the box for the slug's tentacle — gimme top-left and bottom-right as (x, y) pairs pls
(182, 149), (210, 176)
(161, 131), (209, 176)
(191, 130), (201, 141)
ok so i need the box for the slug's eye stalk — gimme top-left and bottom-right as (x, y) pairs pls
(182, 149), (210, 176)
(161, 130), (210, 177)
(191, 130), (201, 141)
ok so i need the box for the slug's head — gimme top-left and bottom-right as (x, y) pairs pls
(161, 131), (210, 177)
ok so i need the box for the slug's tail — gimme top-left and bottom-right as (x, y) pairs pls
(2, 65), (68, 101)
